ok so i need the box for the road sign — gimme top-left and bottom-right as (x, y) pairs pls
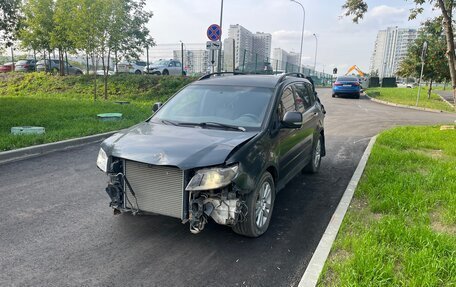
(206, 41), (221, 50)
(207, 24), (221, 41)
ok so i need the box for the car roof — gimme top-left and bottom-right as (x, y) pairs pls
(192, 74), (309, 89)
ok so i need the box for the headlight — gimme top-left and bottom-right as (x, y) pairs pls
(96, 148), (109, 172)
(186, 164), (239, 191)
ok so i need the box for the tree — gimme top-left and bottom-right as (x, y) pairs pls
(0, 0), (22, 47)
(398, 18), (450, 98)
(20, 0), (55, 71)
(343, 0), (456, 109)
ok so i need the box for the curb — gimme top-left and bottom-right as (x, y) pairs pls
(436, 93), (455, 110)
(298, 135), (378, 287)
(365, 93), (454, 114)
(0, 131), (117, 165)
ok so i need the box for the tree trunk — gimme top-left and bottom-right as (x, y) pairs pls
(92, 54), (97, 101)
(86, 53), (89, 75)
(48, 51), (52, 74)
(115, 50), (118, 73)
(437, 0), (456, 110)
(65, 50), (69, 75)
(101, 51), (108, 100)
(10, 46), (14, 70)
(59, 48), (64, 76)
(427, 79), (433, 99)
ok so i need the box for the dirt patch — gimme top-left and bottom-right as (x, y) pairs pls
(430, 211), (456, 236)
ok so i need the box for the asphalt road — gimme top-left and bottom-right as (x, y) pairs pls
(435, 90), (455, 107)
(1, 89), (455, 287)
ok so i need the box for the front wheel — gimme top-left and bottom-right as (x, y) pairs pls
(303, 134), (322, 173)
(135, 70), (142, 74)
(232, 172), (275, 237)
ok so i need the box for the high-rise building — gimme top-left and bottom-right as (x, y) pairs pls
(271, 48), (300, 71)
(223, 24), (272, 70)
(173, 49), (210, 75)
(370, 27), (418, 77)
(226, 24), (253, 70)
(252, 32), (272, 62)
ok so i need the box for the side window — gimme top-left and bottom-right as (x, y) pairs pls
(305, 83), (316, 104)
(294, 83), (313, 111)
(279, 86), (296, 119)
(175, 62), (182, 67)
(169, 61), (176, 67)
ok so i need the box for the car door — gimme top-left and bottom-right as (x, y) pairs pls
(174, 61), (183, 75)
(293, 82), (319, 163)
(277, 84), (305, 177)
(168, 61), (178, 75)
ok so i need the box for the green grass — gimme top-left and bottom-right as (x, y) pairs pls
(367, 87), (455, 112)
(318, 126), (456, 286)
(0, 73), (196, 151)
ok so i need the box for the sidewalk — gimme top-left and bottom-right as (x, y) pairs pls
(435, 90), (455, 108)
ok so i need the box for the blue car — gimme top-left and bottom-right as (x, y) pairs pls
(332, 76), (361, 99)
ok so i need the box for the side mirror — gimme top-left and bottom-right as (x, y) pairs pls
(281, 111), (302, 129)
(152, 102), (162, 113)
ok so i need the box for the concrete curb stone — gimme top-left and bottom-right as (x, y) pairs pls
(0, 131), (117, 165)
(298, 135), (378, 287)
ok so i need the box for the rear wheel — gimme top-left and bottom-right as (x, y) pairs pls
(135, 70), (141, 74)
(354, 93), (360, 99)
(162, 69), (169, 75)
(232, 172), (275, 237)
(303, 134), (322, 173)
(332, 93), (336, 98)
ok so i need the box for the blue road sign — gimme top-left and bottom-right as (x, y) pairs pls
(207, 24), (221, 41)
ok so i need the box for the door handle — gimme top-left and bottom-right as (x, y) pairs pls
(312, 112), (319, 117)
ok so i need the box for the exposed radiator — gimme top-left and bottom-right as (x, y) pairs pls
(124, 160), (184, 219)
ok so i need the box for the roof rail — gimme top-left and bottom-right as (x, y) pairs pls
(198, 72), (245, 81)
(277, 72), (306, 83)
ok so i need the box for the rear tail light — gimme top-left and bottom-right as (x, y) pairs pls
(333, 82), (342, 86)
(24, 64), (30, 68)
(353, 82), (360, 86)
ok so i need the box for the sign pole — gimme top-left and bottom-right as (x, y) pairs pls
(416, 41), (428, 106)
(211, 50), (215, 73)
(218, 0), (224, 73)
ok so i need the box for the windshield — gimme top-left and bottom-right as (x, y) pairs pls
(152, 85), (273, 130)
(152, 60), (169, 66)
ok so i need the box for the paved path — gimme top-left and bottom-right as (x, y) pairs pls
(435, 90), (455, 107)
(1, 90), (455, 287)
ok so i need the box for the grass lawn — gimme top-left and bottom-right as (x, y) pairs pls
(318, 126), (456, 286)
(0, 73), (195, 151)
(0, 96), (151, 151)
(367, 87), (455, 112)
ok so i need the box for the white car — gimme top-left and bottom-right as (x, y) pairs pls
(116, 61), (147, 74)
(144, 59), (184, 75)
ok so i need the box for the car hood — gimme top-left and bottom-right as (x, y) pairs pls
(101, 122), (257, 170)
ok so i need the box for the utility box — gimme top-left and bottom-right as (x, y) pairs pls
(11, 126), (46, 135)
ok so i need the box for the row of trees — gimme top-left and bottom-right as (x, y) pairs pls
(342, 0), (456, 107)
(1, 0), (154, 99)
(398, 17), (450, 98)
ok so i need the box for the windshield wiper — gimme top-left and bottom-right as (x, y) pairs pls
(161, 119), (179, 126)
(199, 122), (246, 132)
(174, 121), (245, 132)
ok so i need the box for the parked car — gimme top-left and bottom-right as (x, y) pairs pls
(97, 72), (326, 237)
(144, 59), (184, 75)
(14, 59), (37, 72)
(36, 59), (83, 75)
(116, 61), (147, 74)
(397, 81), (415, 88)
(332, 76), (361, 99)
(0, 62), (15, 73)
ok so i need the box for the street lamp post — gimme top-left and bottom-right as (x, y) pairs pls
(313, 33), (318, 75)
(291, 0), (305, 74)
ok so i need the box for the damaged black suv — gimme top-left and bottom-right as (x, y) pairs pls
(97, 72), (326, 237)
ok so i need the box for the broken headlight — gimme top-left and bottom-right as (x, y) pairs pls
(96, 148), (109, 172)
(186, 164), (239, 191)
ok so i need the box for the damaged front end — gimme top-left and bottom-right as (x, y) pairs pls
(101, 156), (248, 234)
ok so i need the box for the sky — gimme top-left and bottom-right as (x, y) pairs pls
(145, 0), (437, 74)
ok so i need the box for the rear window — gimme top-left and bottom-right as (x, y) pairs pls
(136, 61), (146, 66)
(17, 60), (29, 65)
(337, 77), (357, 82)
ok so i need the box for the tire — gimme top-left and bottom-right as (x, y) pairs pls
(354, 93), (360, 99)
(135, 70), (141, 75)
(162, 69), (169, 75)
(232, 172), (275, 237)
(51, 68), (59, 75)
(332, 93), (336, 98)
(303, 134), (323, 173)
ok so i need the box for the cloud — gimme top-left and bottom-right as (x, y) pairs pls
(369, 5), (406, 18)
(271, 30), (315, 52)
